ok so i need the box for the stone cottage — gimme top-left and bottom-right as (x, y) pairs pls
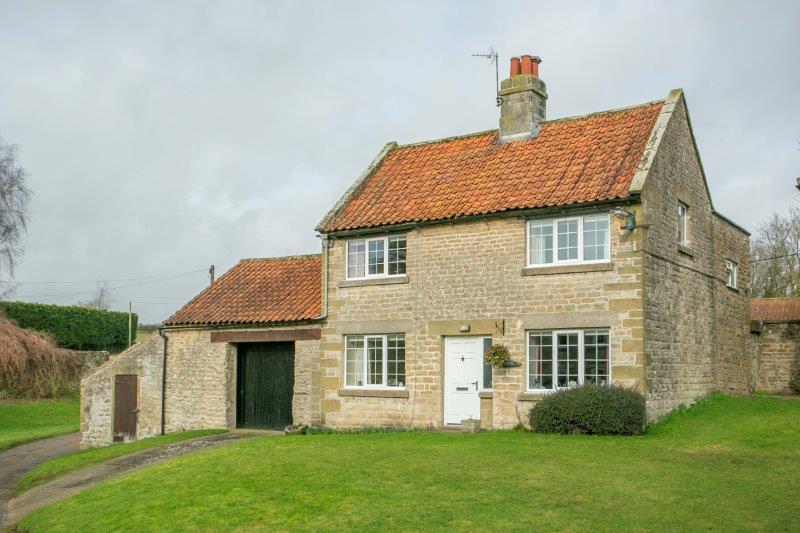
(81, 55), (760, 446)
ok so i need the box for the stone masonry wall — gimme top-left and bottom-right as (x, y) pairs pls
(754, 322), (800, 394)
(163, 329), (233, 433)
(320, 211), (646, 429)
(712, 215), (754, 393)
(641, 95), (751, 419)
(163, 327), (321, 433)
(80, 334), (164, 448)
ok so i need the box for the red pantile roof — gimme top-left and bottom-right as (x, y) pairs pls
(165, 255), (321, 326)
(750, 298), (800, 323)
(320, 101), (664, 233)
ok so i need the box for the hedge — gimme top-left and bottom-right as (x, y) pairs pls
(528, 383), (646, 435)
(0, 301), (137, 352)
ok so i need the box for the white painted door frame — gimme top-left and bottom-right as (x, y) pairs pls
(443, 336), (486, 425)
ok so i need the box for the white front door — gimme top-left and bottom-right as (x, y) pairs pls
(444, 337), (484, 425)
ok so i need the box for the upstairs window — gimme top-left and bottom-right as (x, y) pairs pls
(725, 260), (738, 289)
(347, 235), (406, 279)
(677, 203), (688, 246)
(344, 334), (405, 388)
(527, 214), (610, 267)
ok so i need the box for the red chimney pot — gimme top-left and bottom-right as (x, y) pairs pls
(531, 55), (541, 77)
(510, 57), (521, 76)
(520, 54), (532, 75)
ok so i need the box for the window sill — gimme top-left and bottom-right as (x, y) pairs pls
(726, 285), (740, 293)
(677, 244), (694, 258)
(521, 263), (613, 276)
(338, 388), (409, 399)
(479, 391), (493, 399)
(338, 275), (409, 288)
(518, 391), (549, 401)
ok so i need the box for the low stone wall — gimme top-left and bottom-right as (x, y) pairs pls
(80, 335), (164, 448)
(753, 322), (800, 394)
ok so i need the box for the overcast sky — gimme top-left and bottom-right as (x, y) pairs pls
(0, 0), (798, 323)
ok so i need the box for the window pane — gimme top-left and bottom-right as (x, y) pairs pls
(388, 236), (407, 275)
(528, 332), (553, 389)
(678, 204), (687, 245)
(584, 330), (610, 385)
(529, 221), (554, 265)
(347, 240), (366, 279)
(367, 337), (384, 385)
(583, 215), (609, 261)
(556, 333), (579, 387)
(387, 334), (405, 387)
(368, 240), (385, 275)
(483, 337), (493, 389)
(557, 220), (578, 261)
(345, 336), (364, 387)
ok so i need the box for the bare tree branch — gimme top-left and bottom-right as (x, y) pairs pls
(78, 281), (114, 310)
(0, 136), (32, 298)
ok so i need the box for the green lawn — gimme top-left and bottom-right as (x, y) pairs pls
(15, 429), (226, 495)
(21, 395), (800, 531)
(0, 397), (79, 450)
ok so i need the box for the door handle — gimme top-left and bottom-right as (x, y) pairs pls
(472, 381), (479, 390)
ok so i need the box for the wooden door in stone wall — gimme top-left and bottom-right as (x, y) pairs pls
(113, 374), (138, 442)
(236, 342), (295, 429)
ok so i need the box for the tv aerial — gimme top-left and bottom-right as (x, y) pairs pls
(472, 46), (501, 106)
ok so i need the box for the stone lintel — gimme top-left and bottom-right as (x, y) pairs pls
(335, 319), (413, 335)
(427, 319), (505, 336)
(518, 311), (619, 330)
(210, 328), (321, 343)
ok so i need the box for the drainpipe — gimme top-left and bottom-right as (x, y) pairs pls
(316, 234), (329, 321)
(158, 327), (168, 435)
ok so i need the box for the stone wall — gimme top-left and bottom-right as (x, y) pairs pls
(80, 335), (164, 448)
(320, 211), (646, 429)
(712, 215), (755, 393)
(163, 327), (321, 433)
(163, 329), (233, 432)
(640, 93), (751, 419)
(753, 322), (800, 394)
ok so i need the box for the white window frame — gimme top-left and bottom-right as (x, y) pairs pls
(343, 334), (405, 389)
(345, 235), (406, 280)
(677, 202), (689, 246)
(525, 329), (611, 392)
(526, 213), (611, 267)
(725, 259), (738, 289)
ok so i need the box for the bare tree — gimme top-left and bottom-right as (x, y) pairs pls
(750, 207), (800, 298)
(0, 137), (32, 297)
(79, 281), (114, 310)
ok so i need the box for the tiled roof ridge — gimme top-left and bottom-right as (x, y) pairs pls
(393, 98), (666, 150)
(239, 254), (320, 263)
(751, 297), (800, 301)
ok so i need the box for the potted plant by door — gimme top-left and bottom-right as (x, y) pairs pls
(484, 344), (520, 368)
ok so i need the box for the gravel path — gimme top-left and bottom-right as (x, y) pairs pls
(2, 430), (277, 528)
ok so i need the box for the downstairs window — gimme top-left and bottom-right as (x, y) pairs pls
(527, 329), (610, 391)
(344, 334), (406, 388)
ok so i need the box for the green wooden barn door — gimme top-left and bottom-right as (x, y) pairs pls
(236, 342), (295, 429)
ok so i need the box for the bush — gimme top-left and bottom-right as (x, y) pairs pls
(528, 383), (646, 435)
(0, 315), (79, 398)
(0, 301), (137, 352)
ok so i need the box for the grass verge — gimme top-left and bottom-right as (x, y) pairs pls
(0, 397), (79, 450)
(20, 395), (800, 531)
(14, 429), (226, 495)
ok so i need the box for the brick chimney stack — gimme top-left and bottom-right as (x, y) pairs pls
(499, 55), (547, 142)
